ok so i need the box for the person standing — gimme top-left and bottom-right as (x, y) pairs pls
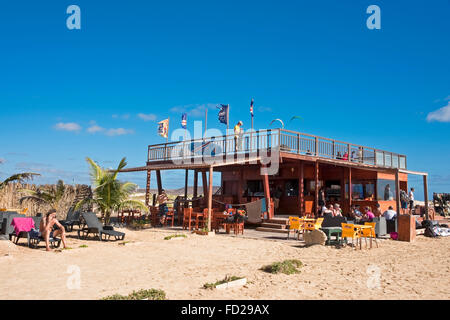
(318, 187), (326, 211)
(409, 188), (415, 214)
(273, 186), (283, 213)
(157, 189), (169, 226)
(234, 121), (243, 151)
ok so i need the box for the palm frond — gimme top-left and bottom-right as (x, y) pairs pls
(112, 157), (127, 179)
(0, 172), (40, 190)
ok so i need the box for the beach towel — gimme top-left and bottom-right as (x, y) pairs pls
(11, 217), (35, 236)
(245, 200), (262, 224)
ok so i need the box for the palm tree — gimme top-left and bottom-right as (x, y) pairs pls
(0, 172), (40, 191)
(75, 157), (148, 224)
(19, 179), (66, 212)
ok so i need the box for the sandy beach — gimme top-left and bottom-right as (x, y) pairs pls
(1, 227), (449, 300)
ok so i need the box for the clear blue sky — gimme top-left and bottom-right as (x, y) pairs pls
(0, 0), (449, 200)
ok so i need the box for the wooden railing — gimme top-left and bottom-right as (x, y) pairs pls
(147, 129), (407, 169)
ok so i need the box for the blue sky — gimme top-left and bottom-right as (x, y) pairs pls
(0, 0), (449, 200)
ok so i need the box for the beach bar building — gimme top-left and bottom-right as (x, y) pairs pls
(120, 129), (430, 229)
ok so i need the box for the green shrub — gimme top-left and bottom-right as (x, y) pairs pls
(203, 275), (243, 289)
(102, 289), (166, 300)
(79, 245), (88, 248)
(164, 234), (187, 240)
(261, 259), (303, 275)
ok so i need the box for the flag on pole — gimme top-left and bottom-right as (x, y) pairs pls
(158, 119), (169, 138)
(217, 104), (229, 125)
(250, 98), (254, 117)
(181, 113), (187, 129)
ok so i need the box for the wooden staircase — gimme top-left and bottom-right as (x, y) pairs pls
(256, 217), (289, 234)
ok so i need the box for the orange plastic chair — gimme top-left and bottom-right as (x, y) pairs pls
(362, 222), (379, 248)
(304, 217), (324, 232)
(287, 216), (303, 240)
(341, 223), (360, 249)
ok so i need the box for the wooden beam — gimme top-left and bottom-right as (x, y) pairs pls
(202, 171), (208, 199)
(145, 170), (151, 207)
(184, 169), (189, 199)
(193, 170), (198, 198)
(156, 170), (162, 195)
(299, 161), (304, 216)
(424, 175), (429, 220)
(314, 161), (319, 216)
(262, 165), (272, 219)
(208, 166), (213, 231)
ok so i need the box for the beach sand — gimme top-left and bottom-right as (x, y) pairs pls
(1, 228), (449, 300)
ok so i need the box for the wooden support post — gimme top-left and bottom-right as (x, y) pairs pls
(184, 169), (189, 199)
(237, 168), (243, 204)
(145, 170), (151, 207)
(314, 161), (319, 216)
(262, 165), (272, 219)
(341, 166), (345, 213)
(349, 167), (352, 209)
(424, 174), (429, 220)
(395, 169), (401, 216)
(299, 161), (304, 216)
(156, 170), (162, 195)
(208, 166), (213, 231)
(193, 170), (198, 198)
(202, 171), (208, 199)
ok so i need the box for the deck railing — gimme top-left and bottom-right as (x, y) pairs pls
(147, 129), (407, 169)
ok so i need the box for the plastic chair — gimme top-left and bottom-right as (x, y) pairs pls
(341, 223), (360, 249)
(287, 216), (303, 240)
(362, 222), (379, 248)
(304, 217), (324, 232)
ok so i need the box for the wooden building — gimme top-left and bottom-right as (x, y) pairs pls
(121, 129), (429, 229)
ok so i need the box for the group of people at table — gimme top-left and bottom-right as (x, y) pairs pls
(318, 202), (397, 222)
(154, 189), (246, 229)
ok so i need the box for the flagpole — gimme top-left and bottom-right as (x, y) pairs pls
(167, 116), (169, 144)
(205, 108), (208, 135)
(226, 104), (229, 132)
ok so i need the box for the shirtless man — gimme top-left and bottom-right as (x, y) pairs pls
(40, 209), (67, 251)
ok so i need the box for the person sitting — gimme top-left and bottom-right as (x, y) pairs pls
(362, 206), (375, 222)
(383, 206), (397, 221)
(336, 152), (342, 160)
(342, 152), (349, 161)
(332, 203), (343, 217)
(374, 203), (383, 217)
(40, 209), (67, 251)
(323, 204), (334, 217)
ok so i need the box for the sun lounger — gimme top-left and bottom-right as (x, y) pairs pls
(59, 208), (81, 232)
(77, 212), (125, 241)
(8, 216), (61, 249)
(1, 213), (25, 236)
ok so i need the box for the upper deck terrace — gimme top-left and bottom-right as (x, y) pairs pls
(146, 129), (407, 170)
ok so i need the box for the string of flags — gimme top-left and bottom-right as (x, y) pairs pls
(157, 98), (301, 140)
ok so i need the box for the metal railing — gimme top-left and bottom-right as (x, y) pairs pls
(147, 129), (407, 169)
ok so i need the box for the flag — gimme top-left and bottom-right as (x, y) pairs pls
(217, 104), (229, 125)
(250, 98), (254, 117)
(158, 119), (169, 138)
(181, 113), (187, 129)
